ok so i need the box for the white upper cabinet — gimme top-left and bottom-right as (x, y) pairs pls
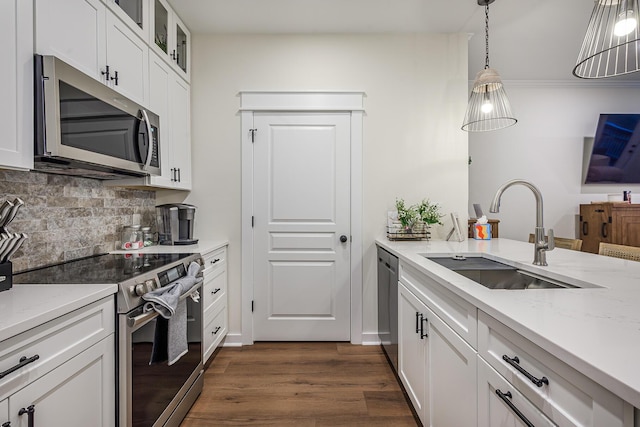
(35, 0), (148, 105)
(0, 0), (33, 170)
(168, 73), (192, 189)
(150, 0), (190, 82)
(142, 52), (191, 190)
(105, 11), (149, 104)
(34, 0), (107, 86)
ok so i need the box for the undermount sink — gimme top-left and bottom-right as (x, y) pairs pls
(423, 255), (584, 290)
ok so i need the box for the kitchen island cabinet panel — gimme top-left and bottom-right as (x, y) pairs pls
(378, 238), (640, 424)
(399, 261), (477, 349)
(399, 282), (477, 427)
(0, 0), (33, 171)
(478, 357), (555, 427)
(479, 310), (633, 427)
(398, 283), (427, 422)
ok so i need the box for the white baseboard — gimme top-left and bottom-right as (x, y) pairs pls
(221, 333), (243, 347)
(361, 332), (381, 346)
(222, 332), (380, 347)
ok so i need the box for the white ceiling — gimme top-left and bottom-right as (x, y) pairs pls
(167, 0), (640, 82)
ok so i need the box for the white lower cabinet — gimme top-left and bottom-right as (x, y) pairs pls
(0, 297), (115, 427)
(1, 398), (7, 425)
(399, 282), (477, 426)
(201, 245), (228, 362)
(8, 335), (115, 427)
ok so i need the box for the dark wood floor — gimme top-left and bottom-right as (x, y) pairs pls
(181, 342), (418, 426)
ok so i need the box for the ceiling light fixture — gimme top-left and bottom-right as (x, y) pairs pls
(462, 0), (517, 133)
(574, 0), (640, 78)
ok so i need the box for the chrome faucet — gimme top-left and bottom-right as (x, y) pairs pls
(489, 179), (554, 266)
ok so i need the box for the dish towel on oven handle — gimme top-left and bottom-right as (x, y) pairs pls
(142, 261), (203, 365)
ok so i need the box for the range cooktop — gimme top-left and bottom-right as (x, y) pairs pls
(13, 253), (196, 285)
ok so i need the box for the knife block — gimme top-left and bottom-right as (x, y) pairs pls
(0, 261), (12, 292)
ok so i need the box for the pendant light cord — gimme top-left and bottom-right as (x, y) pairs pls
(485, 4), (490, 69)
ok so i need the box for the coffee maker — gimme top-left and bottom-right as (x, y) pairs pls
(156, 203), (199, 245)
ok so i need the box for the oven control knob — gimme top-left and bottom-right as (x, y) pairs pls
(134, 283), (146, 297)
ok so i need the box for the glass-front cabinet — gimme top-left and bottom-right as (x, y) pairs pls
(175, 21), (188, 73)
(153, 0), (168, 53)
(150, 0), (190, 81)
(105, 0), (148, 42)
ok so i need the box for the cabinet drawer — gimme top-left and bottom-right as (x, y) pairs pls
(399, 261), (477, 348)
(204, 306), (226, 362)
(478, 357), (555, 427)
(0, 297), (114, 400)
(478, 311), (633, 427)
(202, 247), (226, 274)
(203, 265), (226, 314)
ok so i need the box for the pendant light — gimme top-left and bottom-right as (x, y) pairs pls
(462, 0), (517, 132)
(574, 0), (640, 79)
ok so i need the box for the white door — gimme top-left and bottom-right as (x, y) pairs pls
(252, 112), (351, 341)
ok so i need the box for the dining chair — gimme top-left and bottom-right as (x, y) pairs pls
(598, 242), (640, 261)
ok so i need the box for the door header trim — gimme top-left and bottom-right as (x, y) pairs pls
(239, 91), (366, 112)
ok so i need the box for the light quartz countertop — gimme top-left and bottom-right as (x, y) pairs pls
(0, 283), (117, 342)
(110, 239), (228, 256)
(376, 237), (640, 408)
(1, 240), (228, 344)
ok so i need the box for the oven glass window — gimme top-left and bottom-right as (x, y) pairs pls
(130, 298), (201, 426)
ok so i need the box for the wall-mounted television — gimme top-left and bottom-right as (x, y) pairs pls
(583, 114), (640, 184)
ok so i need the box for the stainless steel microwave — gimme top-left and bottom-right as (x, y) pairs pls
(34, 55), (161, 179)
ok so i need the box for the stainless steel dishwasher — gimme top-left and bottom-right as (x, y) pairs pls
(377, 245), (399, 372)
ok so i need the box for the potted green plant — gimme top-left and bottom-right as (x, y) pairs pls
(417, 199), (444, 226)
(395, 198), (419, 232)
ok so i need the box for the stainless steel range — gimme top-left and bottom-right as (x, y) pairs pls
(14, 252), (204, 427)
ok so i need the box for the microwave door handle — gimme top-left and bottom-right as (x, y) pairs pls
(140, 109), (153, 171)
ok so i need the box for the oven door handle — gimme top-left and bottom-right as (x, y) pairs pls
(127, 283), (202, 328)
(127, 310), (159, 328)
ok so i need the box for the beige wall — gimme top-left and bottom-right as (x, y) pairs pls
(161, 33), (470, 341)
(469, 83), (640, 242)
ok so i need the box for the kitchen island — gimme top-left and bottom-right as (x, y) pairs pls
(377, 237), (640, 424)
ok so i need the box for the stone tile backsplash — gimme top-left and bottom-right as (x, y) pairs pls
(0, 170), (156, 272)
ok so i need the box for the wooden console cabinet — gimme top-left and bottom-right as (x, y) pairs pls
(579, 203), (640, 253)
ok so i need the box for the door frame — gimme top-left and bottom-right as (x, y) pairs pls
(240, 91), (364, 345)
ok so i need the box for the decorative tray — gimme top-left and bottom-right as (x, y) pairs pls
(387, 222), (430, 241)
